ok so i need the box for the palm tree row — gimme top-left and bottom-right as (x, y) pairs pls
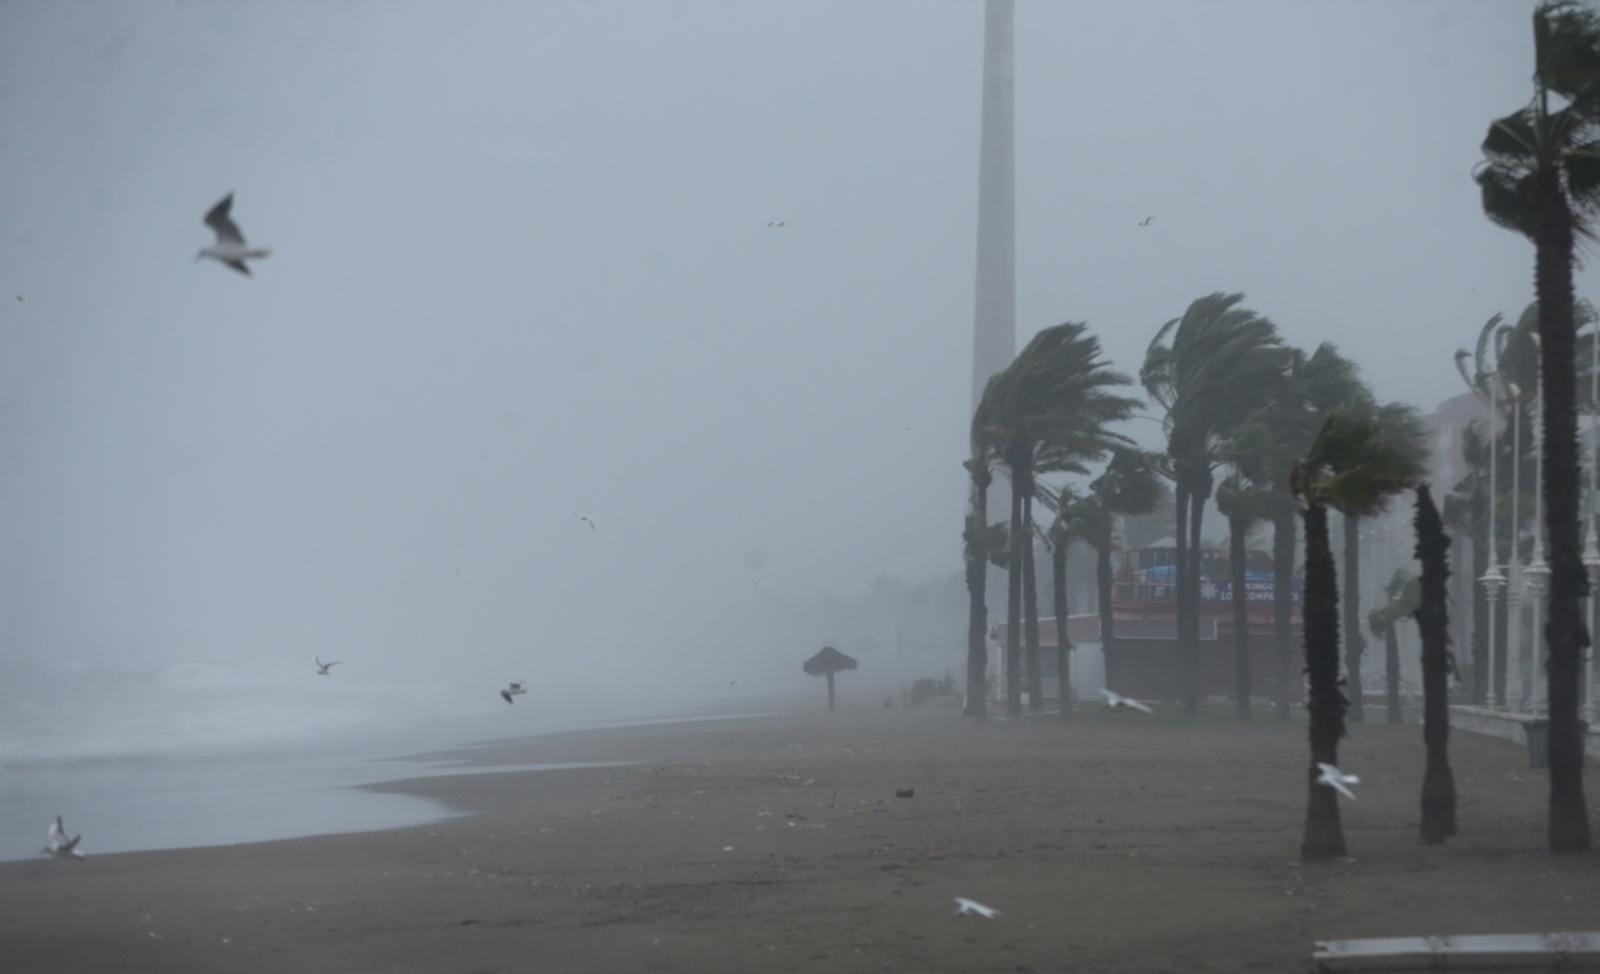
(969, 292), (1416, 725)
(957, 0), (1600, 865)
(964, 322), (1139, 717)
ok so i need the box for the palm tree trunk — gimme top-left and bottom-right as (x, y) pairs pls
(1174, 481), (1190, 710)
(964, 462), (991, 718)
(1415, 485), (1457, 842)
(1230, 514), (1251, 720)
(1302, 500), (1348, 860)
(1024, 499), (1043, 712)
(1384, 623), (1402, 724)
(1007, 477), (1024, 717)
(1053, 541), (1072, 718)
(1343, 512), (1366, 722)
(1097, 543), (1117, 690)
(1184, 477), (1209, 717)
(1274, 511), (1297, 721)
(1534, 167), (1592, 852)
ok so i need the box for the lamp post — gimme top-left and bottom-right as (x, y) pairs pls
(1527, 372), (1549, 715)
(1483, 375), (1506, 709)
(1507, 383), (1525, 712)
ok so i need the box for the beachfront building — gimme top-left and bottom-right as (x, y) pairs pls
(995, 539), (1302, 706)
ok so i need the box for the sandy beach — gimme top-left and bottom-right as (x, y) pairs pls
(5, 703), (1600, 973)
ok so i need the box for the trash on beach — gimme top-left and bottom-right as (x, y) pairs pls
(895, 788), (914, 799)
(722, 845), (734, 852)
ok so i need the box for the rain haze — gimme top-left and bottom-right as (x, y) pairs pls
(6, 1), (1600, 972)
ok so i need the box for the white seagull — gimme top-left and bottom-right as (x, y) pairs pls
(44, 816), (85, 860)
(500, 681), (527, 705)
(314, 656), (341, 676)
(195, 193), (272, 276)
(954, 897), (999, 919)
(1316, 762), (1360, 801)
(574, 513), (598, 533)
(1099, 687), (1154, 714)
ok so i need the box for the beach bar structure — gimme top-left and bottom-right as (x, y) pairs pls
(994, 539), (1302, 705)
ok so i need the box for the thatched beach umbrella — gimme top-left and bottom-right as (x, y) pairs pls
(803, 646), (858, 712)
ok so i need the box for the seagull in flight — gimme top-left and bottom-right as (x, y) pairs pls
(195, 192), (272, 276)
(767, 220), (787, 228)
(500, 681), (527, 705)
(575, 513), (598, 533)
(954, 897), (999, 919)
(314, 656), (341, 676)
(44, 816), (85, 860)
(1316, 762), (1359, 801)
(1138, 215), (1154, 227)
(1099, 687), (1154, 714)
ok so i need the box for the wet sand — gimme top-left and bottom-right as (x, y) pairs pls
(4, 703), (1600, 973)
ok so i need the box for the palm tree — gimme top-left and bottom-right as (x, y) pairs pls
(1292, 408), (1428, 860)
(984, 323), (1139, 716)
(1342, 401), (1423, 724)
(1234, 343), (1366, 720)
(1216, 473), (1272, 720)
(1414, 485), (1459, 843)
(1023, 524), (1043, 711)
(963, 461), (995, 716)
(1368, 568), (1420, 724)
(964, 371), (1009, 718)
(1047, 487), (1080, 717)
(1143, 294), (1290, 716)
(1475, 0), (1600, 852)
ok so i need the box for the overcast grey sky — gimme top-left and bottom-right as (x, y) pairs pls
(0, 1), (1558, 684)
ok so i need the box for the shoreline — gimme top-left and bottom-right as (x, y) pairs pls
(0, 697), (804, 863)
(5, 704), (1599, 973)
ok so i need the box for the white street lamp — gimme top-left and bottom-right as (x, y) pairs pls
(1528, 370), (1549, 715)
(1482, 372), (1506, 709)
(1508, 382), (1525, 712)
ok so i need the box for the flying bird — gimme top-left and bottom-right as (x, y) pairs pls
(1316, 762), (1360, 801)
(195, 192), (273, 276)
(1138, 215), (1154, 227)
(954, 897), (999, 919)
(767, 220), (787, 228)
(574, 513), (598, 533)
(44, 816), (85, 860)
(500, 681), (528, 705)
(1099, 687), (1154, 714)
(314, 656), (340, 675)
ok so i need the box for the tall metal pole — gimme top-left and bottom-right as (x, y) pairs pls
(969, 0), (1016, 420)
(1483, 378), (1506, 709)
(970, 0), (1016, 703)
(1528, 374), (1550, 714)
(1508, 388), (1525, 711)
